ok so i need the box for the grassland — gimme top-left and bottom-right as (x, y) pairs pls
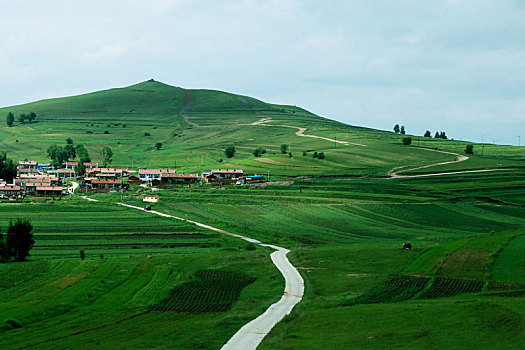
(0, 81), (524, 349)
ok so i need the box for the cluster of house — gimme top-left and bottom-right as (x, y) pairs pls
(0, 161), (265, 200)
(0, 161), (65, 199)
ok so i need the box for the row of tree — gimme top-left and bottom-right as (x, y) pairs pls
(47, 138), (112, 172)
(5, 112), (37, 127)
(393, 124), (406, 134)
(0, 219), (34, 263)
(424, 130), (448, 139)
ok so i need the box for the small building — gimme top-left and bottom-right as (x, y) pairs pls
(127, 175), (141, 184)
(84, 162), (98, 169)
(35, 186), (64, 195)
(18, 161), (38, 169)
(19, 168), (40, 176)
(90, 179), (125, 190)
(143, 194), (159, 203)
(65, 162), (78, 170)
(0, 185), (23, 198)
(204, 169), (244, 184)
(57, 168), (75, 179)
(161, 172), (199, 185)
(36, 163), (51, 171)
(138, 169), (162, 182)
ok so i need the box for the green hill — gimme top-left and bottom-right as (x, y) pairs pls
(3, 80), (522, 176)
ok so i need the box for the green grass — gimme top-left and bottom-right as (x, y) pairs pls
(1, 81), (525, 348)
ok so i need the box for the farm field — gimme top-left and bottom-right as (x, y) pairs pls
(0, 200), (283, 349)
(0, 81), (524, 348)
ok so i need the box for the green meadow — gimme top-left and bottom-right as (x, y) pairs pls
(0, 81), (524, 348)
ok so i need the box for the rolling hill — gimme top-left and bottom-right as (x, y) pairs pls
(2, 79), (523, 177)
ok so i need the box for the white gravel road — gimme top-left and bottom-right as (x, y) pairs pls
(116, 203), (304, 350)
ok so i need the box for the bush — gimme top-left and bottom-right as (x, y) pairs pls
(318, 152), (325, 159)
(253, 147), (266, 157)
(280, 144), (289, 154)
(80, 249), (85, 260)
(155, 142), (163, 150)
(402, 137), (412, 145)
(245, 244), (256, 250)
(313, 151), (318, 158)
(144, 132), (151, 136)
(465, 144), (474, 154)
(224, 145), (236, 158)
(104, 130), (109, 134)
(86, 130), (93, 134)
(5, 318), (22, 329)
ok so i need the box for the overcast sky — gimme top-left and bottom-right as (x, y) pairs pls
(1, 0), (524, 145)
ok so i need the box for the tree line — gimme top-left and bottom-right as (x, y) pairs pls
(5, 112), (37, 127)
(0, 151), (17, 182)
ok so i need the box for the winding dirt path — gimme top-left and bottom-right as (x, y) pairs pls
(387, 148), (470, 178)
(246, 117), (367, 147)
(115, 203), (304, 350)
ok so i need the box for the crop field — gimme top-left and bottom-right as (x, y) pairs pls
(153, 269), (256, 312)
(346, 274), (429, 305)
(417, 277), (484, 299)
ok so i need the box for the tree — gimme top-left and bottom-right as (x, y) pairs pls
(280, 144), (289, 154)
(224, 145), (236, 158)
(434, 132), (440, 138)
(77, 162), (86, 177)
(6, 218), (34, 262)
(155, 142), (163, 150)
(253, 147), (266, 157)
(313, 151), (318, 158)
(465, 144), (474, 154)
(439, 131), (447, 139)
(75, 144), (91, 163)
(64, 144), (76, 160)
(66, 137), (74, 145)
(393, 124), (400, 134)
(6, 112), (14, 127)
(318, 152), (325, 159)
(47, 145), (68, 167)
(0, 152), (17, 182)
(402, 137), (412, 145)
(424, 130), (431, 137)
(288, 152), (292, 158)
(102, 146), (113, 167)
(400, 125), (406, 135)
(18, 114), (26, 124)
(27, 112), (36, 123)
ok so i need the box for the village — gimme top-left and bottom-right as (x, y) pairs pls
(0, 160), (265, 200)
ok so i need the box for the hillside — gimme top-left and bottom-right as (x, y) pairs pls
(2, 80), (523, 177)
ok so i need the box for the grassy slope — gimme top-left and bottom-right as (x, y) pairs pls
(3, 80), (522, 176)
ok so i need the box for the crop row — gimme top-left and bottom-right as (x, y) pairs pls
(418, 277), (483, 299)
(0, 261), (50, 289)
(152, 269), (256, 313)
(346, 274), (430, 306)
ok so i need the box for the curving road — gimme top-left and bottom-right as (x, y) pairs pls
(115, 203), (304, 350)
(387, 148), (469, 178)
(245, 117), (367, 147)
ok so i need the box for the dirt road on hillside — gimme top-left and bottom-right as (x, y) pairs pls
(387, 148), (470, 178)
(246, 117), (367, 147)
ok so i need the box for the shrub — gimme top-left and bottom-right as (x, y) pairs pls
(245, 244), (256, 250)
(104, 130), (109, 134)
(224, 145), (236, 158)
(5, 318), (22, 329)
(253, 147), (266, 157)
(155, 142), (163, 150)
(80, 249), (85, 260)
(280, 144), (289, 154)
(318, 152), (325, 159)
(144, 132), (151, 136)
(313, 152), (318, 158)
(465, 144), (474, 154)
(402, 137), (412, 145)
(86, 130), (93, 134)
